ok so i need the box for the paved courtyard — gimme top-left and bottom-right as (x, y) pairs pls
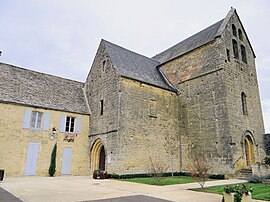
(0, 176), (266, 202)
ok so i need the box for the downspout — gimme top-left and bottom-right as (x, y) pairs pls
(177, 91), (183, 172)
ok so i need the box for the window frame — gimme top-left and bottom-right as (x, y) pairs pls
(30, 111), (43, 129)
(232, 39), (239, 59)
(241, 45), (247, 64)
(232, 24), (237, 37)
(65, 116), (76, 133)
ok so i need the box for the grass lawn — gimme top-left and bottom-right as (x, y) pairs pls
(120, 176), (197, 186)
(192, 183), (270, 201)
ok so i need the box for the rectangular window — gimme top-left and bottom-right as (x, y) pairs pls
(30, 111), (43, 129)
(100, 100), (104, 115)
(65, 116), (75, 133)
(149, 100), (157, 118)
(226, 49), (230, 62)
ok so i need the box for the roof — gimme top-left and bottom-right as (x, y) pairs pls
(0, 63), (90, 115)
(103, 40), (176, 91)
(152, 19), (224, 63)
(153, 8), (256, 63)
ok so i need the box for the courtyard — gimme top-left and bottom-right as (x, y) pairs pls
(0, 176), (267, 202)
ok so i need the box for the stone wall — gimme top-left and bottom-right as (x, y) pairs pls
(159, 11), (265, 174)
(0, 102), (90, 177)
(221, 12), (265, 169)
(85, 41), (122, 173)
(114, 78), (180, 174)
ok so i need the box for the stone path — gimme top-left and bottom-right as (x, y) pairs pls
(0, 176), (267, 202)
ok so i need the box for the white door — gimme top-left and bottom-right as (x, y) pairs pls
(24, 142), (40, 176)
(61, 148), (72, 175)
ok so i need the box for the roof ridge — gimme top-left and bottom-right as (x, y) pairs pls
(0, 62), (84, 84)
(152, 18), (224, 63)
(102, 39), (160, 64)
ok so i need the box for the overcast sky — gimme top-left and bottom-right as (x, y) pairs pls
(0, 0), (269, 132)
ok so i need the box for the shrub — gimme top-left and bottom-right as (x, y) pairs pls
(248, 175), (263, 183)
(93, 170), (108, 179)
(264, 157), (270, 166)
(48, 143), (57, 177)
(224, 184), (253, 202)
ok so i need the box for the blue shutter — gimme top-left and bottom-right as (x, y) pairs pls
(22, 110), (32, 129)
(75, 117), (82, 134)
(59, 115), (66, 133)
(43, 112), (50, 130)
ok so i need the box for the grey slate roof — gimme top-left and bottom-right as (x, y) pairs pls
(0, 63), (89, 115)
(152, 19), (224, 63)
(103, 40), (175, 91)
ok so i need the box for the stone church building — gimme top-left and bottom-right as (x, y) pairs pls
(0, 8), (266, 177)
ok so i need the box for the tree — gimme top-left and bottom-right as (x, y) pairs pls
(148, 157), (169, 185)
(49, 143), (57, 177)
(189, 151), (211, 189)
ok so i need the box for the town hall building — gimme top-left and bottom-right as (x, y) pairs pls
(0, 8), (267, 177)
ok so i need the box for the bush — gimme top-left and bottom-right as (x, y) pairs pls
(93, 170), (108, 179)
(264, 157), (270, 166)
(248, 175), (263, 183)
(48, 143), (57, 177)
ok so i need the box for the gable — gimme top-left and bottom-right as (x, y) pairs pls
(102, 40), (176, 92)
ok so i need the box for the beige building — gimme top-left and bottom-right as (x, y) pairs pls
(0, 64), (90, 177)
(0, 8), (267, 177)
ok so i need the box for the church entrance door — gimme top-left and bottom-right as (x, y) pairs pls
(244, 135), (255, 166)
(91, 139), (106, 172)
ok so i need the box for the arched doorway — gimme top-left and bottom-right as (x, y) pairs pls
(91, 139), (106, 172)
(244, 135), (255, 166)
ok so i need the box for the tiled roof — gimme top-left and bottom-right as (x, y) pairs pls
(103, 40), (176, 91)
(0, 63), (89, 115)
(152, 19), (224, 63)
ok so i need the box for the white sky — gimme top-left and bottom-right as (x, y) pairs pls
(0, 0), (269, 133)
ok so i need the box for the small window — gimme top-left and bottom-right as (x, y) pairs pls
(30, 111), (43, 129)
(102, 60), (106, 71)
(100, 100), (104, 115)
(241, 45), (247, 63)
(65, 116), (75, 133)
(241, 92), (248, 115)
(238, 29), (243, 41)
(232, 24), (237, 37)
(232, 40), (239, 59)
(226, 49), (230, 62)
(149, 100), (157, 117)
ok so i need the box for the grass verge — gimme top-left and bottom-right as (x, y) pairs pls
(191, 183), (270, 201)
(120, 176), (197, 186)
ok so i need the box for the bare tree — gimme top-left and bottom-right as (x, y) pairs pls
(189, 151), (212, 189)
(148, 157), (169, 185)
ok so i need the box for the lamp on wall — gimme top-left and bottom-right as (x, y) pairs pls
(52, 127), (57, 135)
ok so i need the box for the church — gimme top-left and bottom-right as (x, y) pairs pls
(0, 8), (266, 177)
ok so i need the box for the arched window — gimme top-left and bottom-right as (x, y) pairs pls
(238, 29), (243, 41)
(241, 45), (247, 63)
(241, 92), (248, 115)
(232, 24), (237, 37)
(232, 40), (239, 59)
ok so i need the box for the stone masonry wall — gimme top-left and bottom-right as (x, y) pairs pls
(85, 41), (121, 173)
(113, 78), (180, 174)
(220, 12), (265, 169)
(0, 102), (89, 177)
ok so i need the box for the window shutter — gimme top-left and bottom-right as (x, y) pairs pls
(75, 117), (82, 134)
(59, 115), (66, 133)
(22, 110), (32, 129)
(43, 112), (50, 130)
